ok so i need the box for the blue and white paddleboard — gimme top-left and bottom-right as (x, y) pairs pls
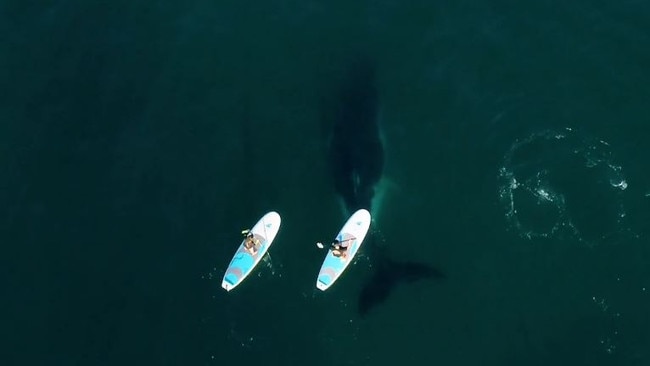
(222, 211), (281, 292)
(316, 209), (371, 291)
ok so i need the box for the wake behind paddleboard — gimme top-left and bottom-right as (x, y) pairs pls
(316, 209), (371, 291)
(222, 211), (281, 292)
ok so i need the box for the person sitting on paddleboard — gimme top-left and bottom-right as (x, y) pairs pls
(331, 237), (355, 258)
(243, 232), (260, 255)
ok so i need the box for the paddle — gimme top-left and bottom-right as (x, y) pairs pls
(316, 237), (356, 249)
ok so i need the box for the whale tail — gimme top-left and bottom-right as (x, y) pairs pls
(357, 234), (446, 317)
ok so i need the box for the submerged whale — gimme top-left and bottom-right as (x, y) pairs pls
(324, 57), (445, 316)
(327, 58), (384, 215)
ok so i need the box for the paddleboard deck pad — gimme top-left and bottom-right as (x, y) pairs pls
(222, 211), (281, 291)
(316, 209), (371, 291)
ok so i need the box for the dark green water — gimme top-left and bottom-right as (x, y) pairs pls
(2, 1), (649, 365)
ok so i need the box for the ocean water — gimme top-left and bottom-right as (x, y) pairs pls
(2, 1), (649, 365)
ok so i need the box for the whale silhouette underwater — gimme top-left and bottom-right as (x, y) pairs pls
(323, 57), (445, 317)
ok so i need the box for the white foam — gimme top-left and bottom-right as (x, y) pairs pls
(498, 128), (634, 246)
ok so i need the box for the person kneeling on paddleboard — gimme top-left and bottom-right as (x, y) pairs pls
(243, 231), (261, 255)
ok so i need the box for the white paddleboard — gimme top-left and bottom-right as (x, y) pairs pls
(222, 211), (281, 291)
(316, 209), (371, 291)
